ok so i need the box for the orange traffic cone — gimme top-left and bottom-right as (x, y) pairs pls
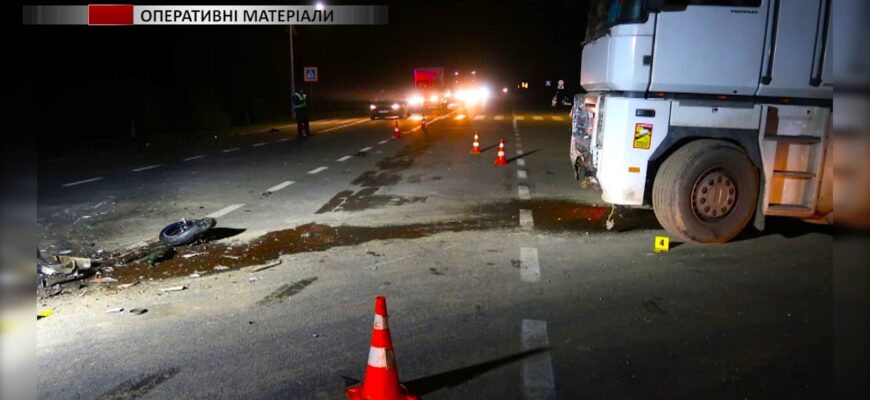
(346, 296), (418, 400)
(393, 122), (402, 139)
(470, 132), (481, 155)
(494, 137), (508, 165)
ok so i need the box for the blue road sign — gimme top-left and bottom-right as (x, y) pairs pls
(304, 67), (318, 82)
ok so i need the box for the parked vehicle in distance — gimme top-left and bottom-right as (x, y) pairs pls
(369, 98), (409, 120)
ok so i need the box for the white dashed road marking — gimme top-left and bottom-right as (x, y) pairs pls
(308, 166), (328, 174)
(378, 139), (389, 144)
(520, 247), (541, 282)
(336, 155), (353, 162)
(518, 185), (531, 200)
(131, 164), (163, 172)
(264, 181), (294, 193)
(533, 116), (544, 121)
(517, 170), (528, 179)
(61, 177), (103, 188)
(514, 115), (525, 121)
(519, 209), (534, 229)
(320, 118), (369, 133)
(183, 155), (206, 162)
(522, 319), (555, 399)
(252, 142), (267, 147)
(359, 146), (373, 152)
(517, 159), (526, 167)
(494, 115), (505, 120)
(473, 115), (486, 120)
(222, 147), (241, 153)
(207, 203), (245, 218)
(277, 138), (290, 142)
(551, 116), (565, 121)
(517, 149), (524, 156)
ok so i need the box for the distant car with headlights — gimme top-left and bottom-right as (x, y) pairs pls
(369, 99), (409, 120)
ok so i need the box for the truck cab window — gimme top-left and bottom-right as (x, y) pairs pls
(585, 0), (647, 43)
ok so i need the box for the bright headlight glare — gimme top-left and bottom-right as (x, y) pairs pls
(369, 104), (377, 110)
(429, 95), (439, 103)
(408, 95), (424, 105)
(391, 103), (400, 110)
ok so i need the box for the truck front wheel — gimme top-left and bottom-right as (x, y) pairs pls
(652, 140), (758, 243)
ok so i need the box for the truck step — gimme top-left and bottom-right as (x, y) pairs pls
(767, 204), (814, 216)
(773, 170), (816, 179)
(763, 135), (821, 144)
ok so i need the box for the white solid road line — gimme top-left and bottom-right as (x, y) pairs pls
(320, 118), (369, 133)
(518, 170), (528, 180)
(473, 115), (486, 120)
(336, 155), (353, 162)
(207, 203), (245, 218)
(494, 115), (505, 120)
(183, 155), (206, 162)
(222, 147), (241, 153)
(264, 180), (294, 193)
(61, 177), (104, 188)
(518, 185), (531, 200)
(533, 116), (544, 121)
(378, 139), (389, 144)
(551, 115), (565, 121)
(308, 166), (328, 174)
(514, 115), (525, 121)
(252, 142), (267, 147)
(520, 247), (541, 282)
(519, 209), (534, 229)
(131, 164), (163, 172)
(277, 138), (290, 142)
(522, 319), (555, 399)
(517, 159), (526, 167)
(359, 146), (373, 152)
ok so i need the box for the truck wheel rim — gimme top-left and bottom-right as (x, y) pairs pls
(691, 168), (737, 221)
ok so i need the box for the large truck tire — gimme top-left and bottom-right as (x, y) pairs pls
(652, 140), (758, 243)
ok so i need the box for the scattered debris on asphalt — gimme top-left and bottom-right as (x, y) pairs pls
(106, 308), (125, 314)
(182, 252), (204, 259)
(91, 277), (118, 285)
(189, 273), (201, 278)
(37, 310), (54, 320)
(132, 246), (175, 266)
(213, 266), (230, 271)
(130, 308), (148, 315)
(160, 285), (187, 292)
(222, 254), (240, 260)
(118, 281), (140, 289)
(250, 259), (281, 272)
(248, 277), (260, 283)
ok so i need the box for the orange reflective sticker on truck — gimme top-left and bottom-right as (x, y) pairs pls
(633, 123), (653, 149)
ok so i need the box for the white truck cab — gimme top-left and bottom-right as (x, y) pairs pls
(572, 0), (833, 243)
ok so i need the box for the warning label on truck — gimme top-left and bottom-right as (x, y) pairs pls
(633, 123), (653, 149)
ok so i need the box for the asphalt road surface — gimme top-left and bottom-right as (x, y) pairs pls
(37, 100), (832, 399)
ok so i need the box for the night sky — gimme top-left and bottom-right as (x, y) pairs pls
(12, 1), (588, 140)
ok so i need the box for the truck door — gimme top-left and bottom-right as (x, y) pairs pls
(649, 0), (768, 96)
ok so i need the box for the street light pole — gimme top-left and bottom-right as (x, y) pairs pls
(289, 25), (296, 119)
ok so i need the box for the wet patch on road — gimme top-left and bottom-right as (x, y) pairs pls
(97, 367), (180, 400)
(78, 199), (657, 286)
(317, 137), (434, 213)
(257, 277), (318, 305)
(316, 188), (426, 213)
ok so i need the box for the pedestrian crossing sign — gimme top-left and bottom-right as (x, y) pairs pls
(304, 66), (318, 82)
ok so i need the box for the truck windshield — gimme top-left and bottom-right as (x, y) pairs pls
(585, 0), (647, 43)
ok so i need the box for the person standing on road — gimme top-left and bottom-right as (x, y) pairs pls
(292, 89), (311, 138)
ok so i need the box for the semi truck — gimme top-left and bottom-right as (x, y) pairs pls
(571, 0), (833, 243)
(410, 67), (446, 110)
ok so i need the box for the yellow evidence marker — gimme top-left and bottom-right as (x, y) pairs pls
(654, 236), (670, 253)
